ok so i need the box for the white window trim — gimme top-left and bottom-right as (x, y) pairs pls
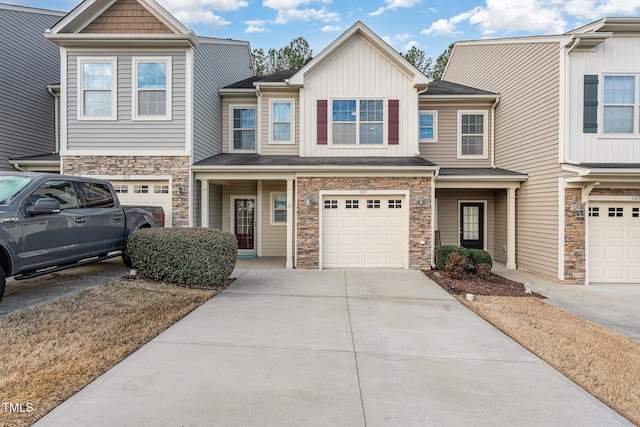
(419, 110), (438, 143)
(270, 192), (287, 225)
(229, 104), (258, 153)
(457, 110), (488, 159)
(329, 97), (388, 148)
(132, 57), (172, 121)
(269, 99), (295, 145)
(77, 57), (117, 121)
(600, 73), (640, 137)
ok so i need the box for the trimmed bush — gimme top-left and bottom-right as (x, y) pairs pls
(468, 248), (493, 268)
(435, 245), (470, 270)
(127, 228), (238, 287)
(476, 263), (492, 280)
(444, 252), (467, 279)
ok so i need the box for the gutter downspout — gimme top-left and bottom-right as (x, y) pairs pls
(491, 96), (500, 168)
(431, 167), (439, 268)
(47, 86), (60, 154)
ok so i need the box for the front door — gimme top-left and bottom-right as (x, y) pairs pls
(460, 202), (484, 249)
(234, 198), (255, 250)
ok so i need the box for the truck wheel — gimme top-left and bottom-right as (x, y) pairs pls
(0, 268), (6, 303)
(122, 252), (133, 268)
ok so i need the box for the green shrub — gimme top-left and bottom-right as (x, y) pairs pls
(127, 228), (238, 287)
(435, 245), (470, 270)
(468, 248), (493, 267)
(444, 252), (467, 279)
(476, 263), (492, 280)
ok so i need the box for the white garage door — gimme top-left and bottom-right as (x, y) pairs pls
(111, 180), (172, 226)
(322, 195), (405, 268)
(589, 202), (640, 283)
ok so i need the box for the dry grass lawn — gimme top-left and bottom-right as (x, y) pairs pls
(0, 278), (216, 427)
(459, 295), (640, 426)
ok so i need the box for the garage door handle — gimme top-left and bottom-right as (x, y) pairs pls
(75, 217), (87, 224)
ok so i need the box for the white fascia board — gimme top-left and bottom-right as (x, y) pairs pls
(45, 33), (198, 47)
(420, 94), (500, 101)
(562, 163), (640, 176)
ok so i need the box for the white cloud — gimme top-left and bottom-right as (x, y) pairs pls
(421, 11), (471, 36)
(402, 40), (419, 51)
(322, 25), (343, 32)
(172, 10), (231, 28)
(245, 20), (270, 33)
(369, 0), (421, 16)
(159, 0), (247, 29)
(274, 8), (340, 24)
(562, 0), (640, 20)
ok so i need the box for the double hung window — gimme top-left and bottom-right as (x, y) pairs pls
(419, 111), (437, 142)
(603, 75), (637, 134)
(232, 107), (256, 151)
(332, 99), (384, 145)
(271, 100), (294, 144)
(133, 58), (171, 120)
(79, 58), (116, 120)
(458, 111), (488, 158)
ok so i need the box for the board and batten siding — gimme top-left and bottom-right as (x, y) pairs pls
(0, 6), (64, 170)
(567, 36), (640, 163)
(192, 39), (254, 163)
(418, 100), (493, 167)
(444, 41), (565, 278)
(300, 34), (420, 157)
(65, 50), (187, 152)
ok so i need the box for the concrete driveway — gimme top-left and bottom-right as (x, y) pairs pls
(36, 269), (631, 426)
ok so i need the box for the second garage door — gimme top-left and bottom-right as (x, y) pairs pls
(111, 180), (172, 226)
(589, 202), (640, 283)
(322, 195), (406, 268)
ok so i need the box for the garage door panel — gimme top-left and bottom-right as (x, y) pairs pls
(112, 180), (171, 226)
(322, 195), (405, 268)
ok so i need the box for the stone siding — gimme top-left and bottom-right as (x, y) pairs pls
(564, 188), (585, 283)
(296, 176), (432, 270)
(61, 155), (190, 227)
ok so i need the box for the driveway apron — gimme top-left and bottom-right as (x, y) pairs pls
(36, 269), (632, 426)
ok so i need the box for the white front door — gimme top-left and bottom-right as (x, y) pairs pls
(322, 195), (405, 268)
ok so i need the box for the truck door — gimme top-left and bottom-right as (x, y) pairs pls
(76, 181), (125, 255)
(20, 179), (89, 271)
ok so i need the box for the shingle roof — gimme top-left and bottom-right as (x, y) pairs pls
(194, 154), (435, 167)
(223, 70), (299, 89)
(422, 80), (497, 97)
(438, 167), (526, 177)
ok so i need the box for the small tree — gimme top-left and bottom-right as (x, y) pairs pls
(430, 42), (454, 80)
(252, 37), (313, 75)
(401, 46), (432, 76)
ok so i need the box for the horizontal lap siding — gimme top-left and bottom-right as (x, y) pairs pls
(66, 50), (187, 152)
(0, 8), (63, 170)
(222, 97), (257, 153)
(260, 90), (300, 156)
(193, 41), (254, 162)
(261, 181), (287, 256)
(445, 42), (565, 278)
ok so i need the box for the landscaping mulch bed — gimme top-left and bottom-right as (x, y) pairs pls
(424, 269), (545, 298)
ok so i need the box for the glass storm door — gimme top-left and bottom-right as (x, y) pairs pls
(234, 199), (255, 250)
(460, 202), (484, 249)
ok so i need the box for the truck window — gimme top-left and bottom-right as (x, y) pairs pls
(78, 182), (116, 208)
(29, 180), (80, 210)
(0, 175), (34, 204)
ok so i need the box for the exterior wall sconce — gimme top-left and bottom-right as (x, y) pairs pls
(417, 195), (426, 208)
(176, 186), (184, 196)
(304, 195), (313, 207)
(571, 202), (585, 218)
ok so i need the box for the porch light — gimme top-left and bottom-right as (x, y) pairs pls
(304, 195), (313, 207)
(571, 202), (585, 218)
(417, 195), (426, 208)
(176, 186), (184, 196)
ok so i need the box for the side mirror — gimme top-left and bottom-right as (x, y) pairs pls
(27, 198), (61, 215)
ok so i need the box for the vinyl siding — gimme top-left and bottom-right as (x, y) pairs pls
(192, 40), (254, 163)
(566, 36), (640, 163)
(65, 50), (187, 152)
(0, 6), (63, 170)
(261, 181), (287, 256)
(435, 189), (496, 257)
(444, 41), (564, 277)
(300, 34), (420, 157)
(418, 100), (493, 167)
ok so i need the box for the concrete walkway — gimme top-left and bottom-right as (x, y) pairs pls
(36, 269), (631, 426)
(493, 264), (640, 343)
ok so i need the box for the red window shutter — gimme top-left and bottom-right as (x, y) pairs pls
(317, 100), (328, 145)
(388, 99), (399, 145)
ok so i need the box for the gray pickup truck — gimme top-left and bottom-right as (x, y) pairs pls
(0, 172), (164, 302)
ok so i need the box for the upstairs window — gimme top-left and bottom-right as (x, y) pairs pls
(133, 58), (172, 120)
(458, 111), (488, 159)
(419, 111), (437, 142)
(270, 100), (294, 144)
(79, 58), (117, 120)
(331, 99), (384, 146)
(231, 107), (256, 151)
(603, 75), (636, 134)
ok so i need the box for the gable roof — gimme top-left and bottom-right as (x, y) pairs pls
(45, 0), (198, 47)
(421, 80), (498, 99)
(288, 21), (430, 89)
(221, 70), (299, 91)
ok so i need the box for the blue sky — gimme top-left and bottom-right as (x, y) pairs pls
(9, 0), (640, 61)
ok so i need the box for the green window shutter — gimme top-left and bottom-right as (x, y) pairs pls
(584, 75), (598, 133)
